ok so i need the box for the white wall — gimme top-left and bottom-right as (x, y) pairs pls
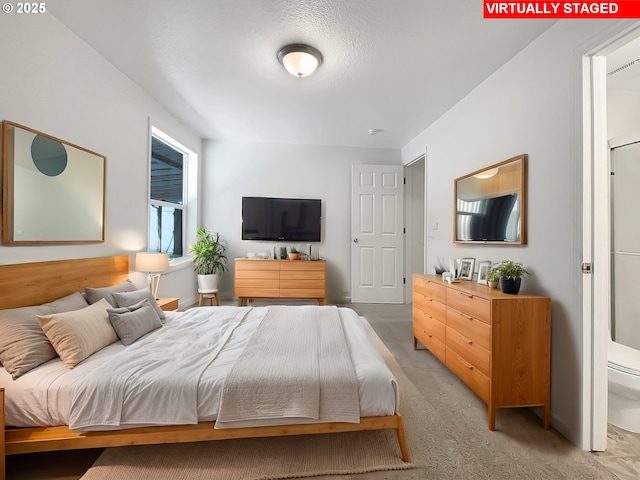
(201, 140), (401, 302)
(0, 13), (202, 307)
(401, 20), (634, 447)
(608, 90), (640, 139)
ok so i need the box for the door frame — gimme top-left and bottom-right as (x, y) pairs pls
(582, 23), (640, 451)
(404, 153), (426, 303)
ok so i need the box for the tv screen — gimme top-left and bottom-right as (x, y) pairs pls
(456, 193), (519, 242)
(242, 197), (321, 242)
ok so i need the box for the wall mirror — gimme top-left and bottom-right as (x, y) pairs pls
(454, 154), (526, 244)
(2, 121), (106, 244)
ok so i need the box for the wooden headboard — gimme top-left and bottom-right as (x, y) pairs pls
(0, 255), (129, 310)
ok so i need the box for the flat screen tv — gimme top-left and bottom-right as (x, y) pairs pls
(242, 196), (321, 242)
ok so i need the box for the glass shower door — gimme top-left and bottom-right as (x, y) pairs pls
(611, 140), (640, 349)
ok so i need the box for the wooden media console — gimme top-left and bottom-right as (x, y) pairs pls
(234, 259), (326, 306)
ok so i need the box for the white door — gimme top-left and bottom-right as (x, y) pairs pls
(351, 165), (404, 303)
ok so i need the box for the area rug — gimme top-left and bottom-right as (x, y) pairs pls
(79, 326), (418, 480)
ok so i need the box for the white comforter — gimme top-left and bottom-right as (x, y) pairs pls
(0, 306), (399, 431)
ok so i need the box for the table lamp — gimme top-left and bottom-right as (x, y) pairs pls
(135, 252), (170, 299)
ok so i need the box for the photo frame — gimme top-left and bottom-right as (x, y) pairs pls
(477, 260), (492, 285)
(459, 258), (475, 281)
(2, 121), (106, 244)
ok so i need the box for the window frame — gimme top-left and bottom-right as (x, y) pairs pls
(148, 126), (197, 260)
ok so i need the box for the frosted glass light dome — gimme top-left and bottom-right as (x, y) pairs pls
(277, 44), (323, 78)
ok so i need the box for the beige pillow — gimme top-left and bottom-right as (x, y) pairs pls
(37, 298), (118, 368)
(0, 292), (89, 379)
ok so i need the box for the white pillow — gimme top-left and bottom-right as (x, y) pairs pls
(37, 298), (118, 368)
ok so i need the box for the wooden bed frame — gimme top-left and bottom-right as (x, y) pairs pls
(0, 255), (409, 478)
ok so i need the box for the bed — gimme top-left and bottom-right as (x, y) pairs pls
(0, 255), (409, 476)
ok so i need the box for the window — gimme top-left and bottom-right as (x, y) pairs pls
(149, 130), (188, 257)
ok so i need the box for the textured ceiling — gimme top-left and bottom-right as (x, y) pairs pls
(49, 0), (556, 149)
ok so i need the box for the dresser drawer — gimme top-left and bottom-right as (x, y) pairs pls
(446, 288), (491, 324)
(413, 307), (446, 344)
(413, 275), (446, 303)
(445, 307), (490, 350)
(446, 346), (490, 403)
(446, 326), (490, 377)
(413, 293), (446, 322)
(414, 320), (446, 364)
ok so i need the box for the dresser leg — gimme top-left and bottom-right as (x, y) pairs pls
(543, 404), (550, 429)
(488, 407), (496, 431)
(413, 337), (417, 350)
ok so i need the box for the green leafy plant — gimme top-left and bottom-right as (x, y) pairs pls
(486, 267), (501, 283)
(189, 228), (227, 275)
(289, 246), (299, 254)
(491, 260), (531, 280)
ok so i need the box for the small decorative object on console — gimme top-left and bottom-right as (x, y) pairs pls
(458, 258), (475, 281)
(288, 246), (300, 260)
(477, 261), (492, 285)
(492, 260), (531, 294)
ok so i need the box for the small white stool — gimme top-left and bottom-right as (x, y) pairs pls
(198, 289), (219, 306)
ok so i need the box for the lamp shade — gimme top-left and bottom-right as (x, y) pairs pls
(277, 44), (323, 78)
(135, 252), (170, 273)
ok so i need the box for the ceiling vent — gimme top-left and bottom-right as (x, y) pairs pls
(608, 58), (640, 77)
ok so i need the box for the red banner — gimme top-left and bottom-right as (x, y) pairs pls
(484, 1), (640, 18)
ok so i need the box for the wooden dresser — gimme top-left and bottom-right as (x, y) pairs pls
(413, 274), (551, 430)
(235, 259), (326, 306)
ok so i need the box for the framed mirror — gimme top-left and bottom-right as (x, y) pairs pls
(2, 121), (106, 244)
(454, 154), (526, 245)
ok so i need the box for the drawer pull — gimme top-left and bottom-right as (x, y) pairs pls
(459, 312), (473, 320)
(459, 292), (474, 299)
(458, 357), (474, 370)
(459, 334), (473, 345)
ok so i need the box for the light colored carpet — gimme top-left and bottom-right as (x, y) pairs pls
(80, 322), (619, 480)
(79, 332), (417, 480)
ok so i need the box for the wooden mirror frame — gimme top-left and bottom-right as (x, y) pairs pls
(454, 154), (527, 245)
(2, 121), (106, 244)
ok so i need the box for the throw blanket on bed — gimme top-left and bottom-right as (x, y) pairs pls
(68, 307), (253, 431)
(216, 305), (360, 427)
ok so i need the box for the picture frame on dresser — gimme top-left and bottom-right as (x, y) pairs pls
(477, 261), (491, 285)
(459, 258), (475, 280)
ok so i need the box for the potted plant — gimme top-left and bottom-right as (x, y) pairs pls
(486, 267), (500, 289)
(492, 260), (531, 294)
(189, 228), (227, 292)
(288, 246), (300, 260)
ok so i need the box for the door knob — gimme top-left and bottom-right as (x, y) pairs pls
(353, 238), (358, 243)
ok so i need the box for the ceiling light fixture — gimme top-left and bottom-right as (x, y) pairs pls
(277, 44), (323, 78)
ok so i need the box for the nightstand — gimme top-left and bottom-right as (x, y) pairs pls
(156, 297), (179, 312)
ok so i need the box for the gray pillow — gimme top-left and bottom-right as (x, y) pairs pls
(0, 292), (89, 379)
(113, 288), (166, 320)
(107, 299), (162, 345)
(85, 279), (137, 307)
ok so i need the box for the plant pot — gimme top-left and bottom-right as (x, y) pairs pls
(287, 253), (300, 260)
(487, 280), (499, 289)
(499, 277), (521, 295)
(197, 273), (219, 292)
